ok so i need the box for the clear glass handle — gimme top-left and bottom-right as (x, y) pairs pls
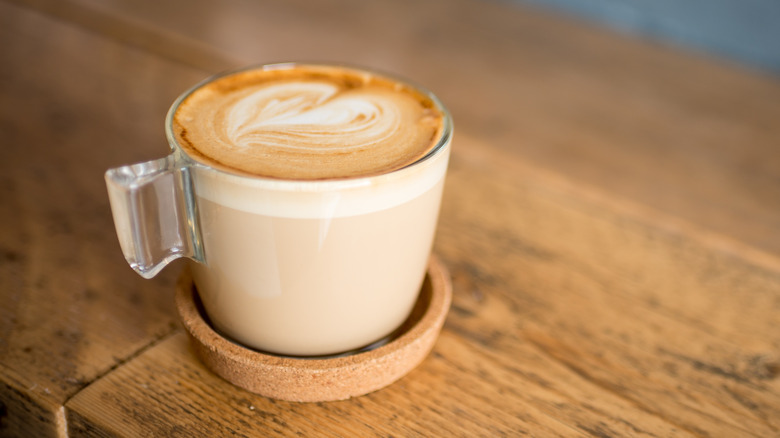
(105, 155), (203, 279)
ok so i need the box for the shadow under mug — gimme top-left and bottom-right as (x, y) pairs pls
(105, 64), (453, 357)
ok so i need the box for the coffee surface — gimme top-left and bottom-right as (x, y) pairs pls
(172, 65), (444, 180)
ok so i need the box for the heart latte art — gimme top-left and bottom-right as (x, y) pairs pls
(172, 65), (445, 180)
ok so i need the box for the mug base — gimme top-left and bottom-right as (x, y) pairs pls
(175, 255), (453, 402)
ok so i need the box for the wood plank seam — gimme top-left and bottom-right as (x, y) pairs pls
(60, 326), (183, 433)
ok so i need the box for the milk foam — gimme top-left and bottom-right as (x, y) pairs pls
(191, 144), (449, 219)
(172, 65), (445, 180)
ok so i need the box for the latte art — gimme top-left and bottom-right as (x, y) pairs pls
(226, 82), (401, 153)
(173, 65), (444, 180)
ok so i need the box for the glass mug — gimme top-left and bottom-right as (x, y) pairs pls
(105, 64), (452, 357)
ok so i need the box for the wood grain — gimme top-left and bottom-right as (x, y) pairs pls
(1, 0), (779, 436)
(0, 2), (206, 435)
(64, 134), (780, 437)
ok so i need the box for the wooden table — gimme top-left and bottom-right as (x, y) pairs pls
(2, 0), (779, 436)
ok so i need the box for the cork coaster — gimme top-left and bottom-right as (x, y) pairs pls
(175, 255), (452, 402)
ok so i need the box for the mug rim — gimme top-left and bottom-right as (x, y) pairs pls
(164, 62), (453, 189)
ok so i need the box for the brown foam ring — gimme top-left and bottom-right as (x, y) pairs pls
(176, 255), (452, 402)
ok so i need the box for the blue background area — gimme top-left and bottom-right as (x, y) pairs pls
(512, 0), (780, 74)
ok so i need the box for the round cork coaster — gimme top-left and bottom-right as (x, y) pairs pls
(175, 255), (452, 402)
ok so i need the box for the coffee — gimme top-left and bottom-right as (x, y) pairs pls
(107, 63), (451, 357)
(164, 64), (450, 356)
(191, 177), (445, 355)
(171, 64), (444, 180)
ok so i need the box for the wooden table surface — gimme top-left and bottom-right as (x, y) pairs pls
(2, 0), (779, 436)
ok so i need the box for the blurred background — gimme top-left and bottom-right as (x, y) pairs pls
(3, 0), (780, 258)
(517, 0), (780, 75)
